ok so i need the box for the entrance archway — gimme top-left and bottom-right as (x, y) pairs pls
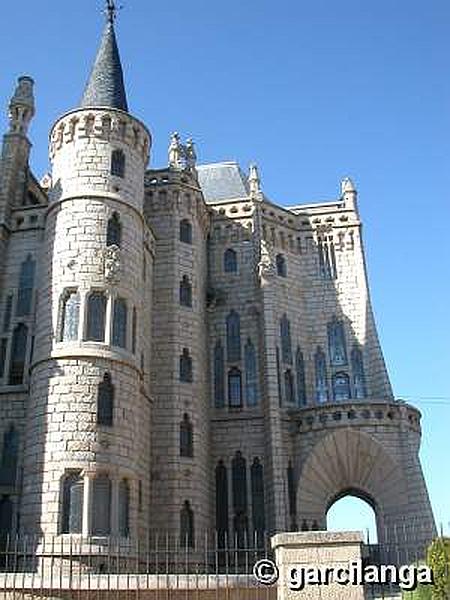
(294, 428), (412, 561)
(327, 490), (378, 543)
(292, 410), (436, 564)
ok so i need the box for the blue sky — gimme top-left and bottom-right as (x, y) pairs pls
(0, 1), (449, 536)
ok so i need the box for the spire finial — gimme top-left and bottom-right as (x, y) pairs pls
(80, 2), (128, 111)
(105, 0), (119, 24)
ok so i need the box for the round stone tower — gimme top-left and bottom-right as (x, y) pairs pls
(21, 10), (153, 540)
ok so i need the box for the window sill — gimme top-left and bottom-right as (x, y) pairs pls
(0, 384), (28, 394)
(51, 343), (135, 363)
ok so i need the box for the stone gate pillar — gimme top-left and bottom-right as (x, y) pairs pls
(271, 531), (365, 600)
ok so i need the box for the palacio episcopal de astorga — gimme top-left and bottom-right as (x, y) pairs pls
(0, 4), (436, 558)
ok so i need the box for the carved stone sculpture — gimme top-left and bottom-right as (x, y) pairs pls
(258, 240), (276, 279)
(104, 244), (121, 282)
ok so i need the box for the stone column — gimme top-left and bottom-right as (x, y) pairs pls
(271, 531), (365, 600)
(82, 474), (92, 536)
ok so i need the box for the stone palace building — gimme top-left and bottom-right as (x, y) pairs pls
(0, 6), (436, 555)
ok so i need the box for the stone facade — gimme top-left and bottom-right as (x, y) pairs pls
(0, 13), (436, 562)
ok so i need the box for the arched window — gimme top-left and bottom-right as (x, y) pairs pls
(276, 254), (287, 277)
(244, 339), (258, 406)
(351, 347), (367, 399)
(215, 460), (228, 547)
(287, 461), (297, 529)
(61, 472), (83, 534)
(0, 496), (13, 536)
(228, 368), (242, 408)
(97, 372), (114, 426)
(328, 318), (347, 366)
(179, 276), (192, 307)
(232, 452), (248, 546)
(3, 294), (12, 332)
(118, 479), (130, 537)
(232, 452), (247, 516)
(226, 311), (241, 362)
(91, 475), (111, 535)
(111, 149), (125, 178)
(131, 307), (137, 354)
(16, 255), (35, 316)
(318, 236), (337, 280)
(112, 298), (127, 348)
(106, 212), (122, 247)
(0, 426), (19, 486)
(284, 369), (295, 404)
(314, 347), (328, 403)
(332, 372), (351, 401)
(296, 347), (307, 406)
(179, 219), (192, 244)
(233, 512), (248, 548)
(138, 480), (143, 512)
(179, 348), (193, 383)
(251, 457), (265, 535)
(180, 500), (194, 547)
(86, 292), (107, 342)
(276, 347), (283, 406)
(224, 248), (238, 273)
(8, 323), (28, 385)
(0, 339), (7, 379)
(280, 314), (292, 364)
(214, 341), (225, 408)
(180, 413), (194, 457)
(60, 290), (80, 342)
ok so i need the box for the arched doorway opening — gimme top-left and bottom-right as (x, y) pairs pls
(326, 489), (378, 544)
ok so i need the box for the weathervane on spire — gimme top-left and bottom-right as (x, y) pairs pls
(105, 0), (122, 23)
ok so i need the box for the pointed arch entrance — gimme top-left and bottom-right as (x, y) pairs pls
(327, 490), (378, 543)
(294, 426), (433, 563)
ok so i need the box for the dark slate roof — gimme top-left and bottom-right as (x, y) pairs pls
(80, 21), (128, 112)
(197, 162), (249, 203)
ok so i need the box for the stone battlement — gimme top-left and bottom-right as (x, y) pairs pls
(50, 108), (150, 163)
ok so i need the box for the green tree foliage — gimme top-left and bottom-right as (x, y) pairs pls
(402, 537), (450, 600)
(427, 537), (450, 600)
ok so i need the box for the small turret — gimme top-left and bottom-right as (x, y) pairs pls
(341, 176), (358, 212)
(8, 76), (35, 135)
(0, 77), (35, 222)
(249, 163), (262, 198)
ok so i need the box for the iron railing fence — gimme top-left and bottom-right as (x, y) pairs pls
(0, 531), (448, 600)
(0, 532), (276, 600)
(0, 532), (272, 575)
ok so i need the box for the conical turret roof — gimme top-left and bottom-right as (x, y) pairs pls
(80, 19), (128, 112)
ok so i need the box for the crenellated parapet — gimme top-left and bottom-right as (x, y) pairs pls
(50, 109), (150, 161)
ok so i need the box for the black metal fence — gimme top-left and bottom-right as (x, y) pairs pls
(0, 531), (448, 600)
(0, 533), (275, 600)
